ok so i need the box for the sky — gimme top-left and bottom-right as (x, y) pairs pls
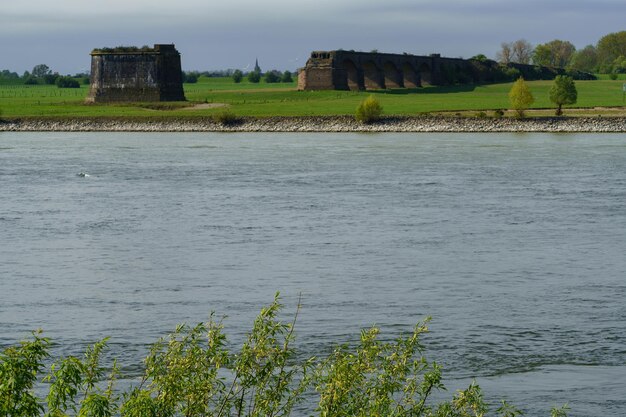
(1, 0), (625, 75)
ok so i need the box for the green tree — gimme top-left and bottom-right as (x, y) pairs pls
(597, 31), (626, 70)
(569, 45), (598, 72)
(549, 75), (577, 116)
(533, 40), (576, 68)
(247, 70), (260, 83)
(281, 71), (293, 82)
(56, 76), (80, 88)
(31, 64), (51, 78)
(264, 70), (281, 83)
(508, 77), (534, 118)
(232, 69), (243, 83)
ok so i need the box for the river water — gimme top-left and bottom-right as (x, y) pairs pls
(1, 132), (625, 416)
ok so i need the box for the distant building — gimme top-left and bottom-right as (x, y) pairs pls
(86, 44), (185, 103)
(254, 58), (261, 74)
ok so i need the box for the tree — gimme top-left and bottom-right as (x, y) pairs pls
(232, 69), (243, 83)
(470, 54), (489, 62)
(498, 40), (533, 64)
(533, 40), (576, 68)
(508, 77), (534, 118)
(281, 71), (293, 82)
(43, 73), (59, 85)
(31, 64), (51, 78)
(182, 71), (198, 83)
(264, 70), (281, 83)
(511, 39), (533, 64)
(597, 31), (626, 70)
(56, 76), (80, 88)
(569, 45), (598, 72)
(496, 42), (512, 64)
(549, 75), (577, 116)
(247, 70), (260, 83)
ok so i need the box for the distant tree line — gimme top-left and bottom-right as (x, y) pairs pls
(0, 64), (88, 87)
(495, 31), (626, 76)
(181, 69), (294, 84)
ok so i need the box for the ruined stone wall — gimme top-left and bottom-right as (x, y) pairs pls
(86, 44), (185, 103)
(297, 50), (594, 91)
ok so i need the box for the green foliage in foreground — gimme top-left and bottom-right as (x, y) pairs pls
(1, 294), (569, 417)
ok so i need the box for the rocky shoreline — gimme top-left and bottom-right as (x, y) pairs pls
(2, 116), (626, 133)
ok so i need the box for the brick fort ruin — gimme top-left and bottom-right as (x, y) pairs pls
(86, 44), (185, 103)
(297, 50), (593, 91)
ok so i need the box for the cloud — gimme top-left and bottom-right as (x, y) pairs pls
(2, 0), (625, 73)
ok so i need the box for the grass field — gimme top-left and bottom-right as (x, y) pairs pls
(1, 76), (625, 119)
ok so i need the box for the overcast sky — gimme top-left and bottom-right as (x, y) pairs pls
(1, 0), (624, 74)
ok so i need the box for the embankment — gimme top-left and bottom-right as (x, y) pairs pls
(2, 116), (626, 132)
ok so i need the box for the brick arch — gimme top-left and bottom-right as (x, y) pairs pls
(419, 63), (432, 86)
(342, 59), (361, 91)
(383, 61), (403, 88)
(363, 60), (385, 90)
(402, 62), (418, 88)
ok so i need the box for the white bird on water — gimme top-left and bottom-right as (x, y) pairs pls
(77, 172), (90, 177)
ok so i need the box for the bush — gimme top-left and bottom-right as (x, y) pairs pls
(0, 296), (571, 417)
(183, 72), (198, 83)
(212, 109), (240, 126)
(55, 76), (80, 88)
(609, 72), (618, 80)
(355, 95), (383, 124)
(504, 66), (522, 81)
(232, 69), (243, 83)
(494, 109), (505, 118)
(43, 73), (59, 85)
(23, 76), (38, 85)
(247, 71), (261, 83)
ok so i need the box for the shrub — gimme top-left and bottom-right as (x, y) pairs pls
(494, 109), (505, 118)
(247, 71), (261, 83)
(504, 66), (522, 81)
(55, 76), (80, 88)
(0, 296), (572, 417)
(609, 72), (618, 80)
(23, 76), (38, 85)
(232, 69), (243, 83)
(43, 73), (59, 85)
(183, 72), (198, 83)
(476, 111), (488, 118)
(355, 95), (383, 124)
(212, 109), (240, 126)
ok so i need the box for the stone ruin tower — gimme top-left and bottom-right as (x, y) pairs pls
(86, 44), (185, 103)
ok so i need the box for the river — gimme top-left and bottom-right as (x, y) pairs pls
(1, 132), (625, 416)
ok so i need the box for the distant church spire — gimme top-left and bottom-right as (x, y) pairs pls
(254, 58), (261, 73)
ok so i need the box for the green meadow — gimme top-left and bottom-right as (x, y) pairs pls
(1, 76), (625, 119)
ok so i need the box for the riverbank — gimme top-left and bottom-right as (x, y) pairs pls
(2, 116), (626, 132)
